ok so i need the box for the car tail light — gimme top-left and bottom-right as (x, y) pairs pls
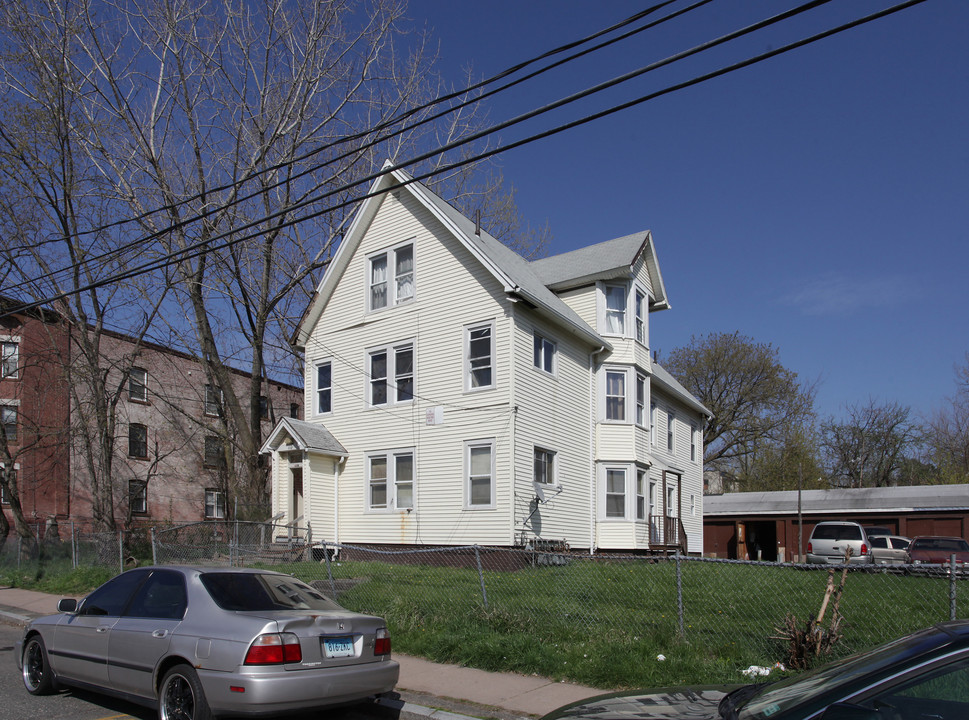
(807, 541), (812, 554)
(861, 543), (868, 555)
(374, 627), (391, 656)
(244, 633), (303, 665)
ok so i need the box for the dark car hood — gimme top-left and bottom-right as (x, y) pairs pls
(543, 686), (735, 720)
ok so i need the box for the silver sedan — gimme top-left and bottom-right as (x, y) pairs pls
(16, 566), (399, 720)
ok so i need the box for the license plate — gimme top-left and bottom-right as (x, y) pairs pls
(323, 636), (354, 658)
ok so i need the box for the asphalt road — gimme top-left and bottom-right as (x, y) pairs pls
(0, 623), (472, 720)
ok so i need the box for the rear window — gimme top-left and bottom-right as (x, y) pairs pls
(201, 573), (343, 612)
(812, 524), (863, 541)
(912, 538), (969, 552)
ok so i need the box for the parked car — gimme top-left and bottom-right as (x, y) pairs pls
(906, 536), (969, 568)
(862, 525), (893, 538)
(805, 521), (873, 565)
(542, 620), (969, 720)
(869, 534), (911, 565)
(16, 566), (399, 720)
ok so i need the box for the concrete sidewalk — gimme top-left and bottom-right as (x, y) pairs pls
(0, 585), (604, 719)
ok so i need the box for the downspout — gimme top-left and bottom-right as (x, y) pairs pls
(508, 302), (518, 547)
(589, 345), (607, 555)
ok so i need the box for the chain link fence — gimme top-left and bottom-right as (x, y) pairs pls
(0, 522), (151, 575)
(151, 521), (968, 670)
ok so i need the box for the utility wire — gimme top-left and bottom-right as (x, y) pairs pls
(3, 0), (926, 318)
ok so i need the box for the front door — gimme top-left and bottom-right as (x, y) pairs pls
(291, 467), (304, 537)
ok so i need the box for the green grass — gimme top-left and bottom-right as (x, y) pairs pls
(3, 552), (964, 690)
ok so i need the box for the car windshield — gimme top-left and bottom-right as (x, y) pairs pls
(201, 573), (343, 612)
(738, 626), (952, 719)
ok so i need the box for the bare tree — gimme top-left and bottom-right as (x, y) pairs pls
(820, 399), (922, 487)
(924, 354), (969, 483)
(663, 332), (816, 478)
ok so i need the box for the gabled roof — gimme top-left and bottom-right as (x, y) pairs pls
(530, 231), (669, 310)
(292, 163), (611, 352)
(259, 417), (348, 457)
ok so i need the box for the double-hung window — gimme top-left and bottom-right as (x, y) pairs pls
(667, 411), (675, 453)
(369, 343), (414, 407)
(1, 405), (17, 442)
(369, 242), (415, 310)
(636, 374), (646, 426)
(128, 423), (148, 459)
(635, 290), (646, 344)
(204, 436), (226, 469)
(205, 489), (226, 519)
(130, 481), (148, 514)
(466, 440), (495, 508)
(533, 333), (555, 374)
(1, 341), (18, 379)
(204, 385), (223, 417)
(316, 362), (332, 414)
(604, 284), (626, 334)
(691, 423), (698, 462)
(534, 448), (555, 486)
(649, 403), (657, 446)
(466, 323), (494, 390)
(605, 468), (626, 518)
(367, 450), (415, 510)
(636, 469), (647, 520)
(605, 370), (626, 421)
(128, 368), (148, 403)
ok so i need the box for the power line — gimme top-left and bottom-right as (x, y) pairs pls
(2, 0), (927, 319)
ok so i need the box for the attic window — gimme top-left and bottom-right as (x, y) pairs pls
(369, 242), (414, 311)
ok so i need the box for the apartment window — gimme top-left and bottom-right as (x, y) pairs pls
(130, 481), (147, 514)
(667, 411), (675, 453)
(605, 371), (625, 421)
(316, 362), (332, 414)
(369, 242), (414, 310)
(204, 488), (226, 519)
(204, 436), (226, 469)
(636, 374), (646, 426)
(369, 343), (414, 407)
(534, 448), (555, 485)
(128, 423), (148, 459)
(258, 396), (270, 420)
(466, 440), (495, 508)
(636, 469), (647, 520)
(466, 323), (494, 390)
(604, 284), (626, 334)
(204, 384), (223, 417)
(1, 406), (17, 442)
(367, 450), (415, 511)
(605, 468), (626, 518)
(0, 341), (18, 379)
(533, 333), (555, 374)
(290, 403), (300, 419)
(691, 423), (698, 462)
(0, 469), (13, 504)
(128, 367), (148, 403)
(650, 403), (657, 446)
(635, 290), (646, 344)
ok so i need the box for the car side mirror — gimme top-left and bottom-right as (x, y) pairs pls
(820, 703), (880, 720)
(57, 598), (78, 613)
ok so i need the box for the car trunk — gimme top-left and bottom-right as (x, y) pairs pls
(243, 611), (386, 669)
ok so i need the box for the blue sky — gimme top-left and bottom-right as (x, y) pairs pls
(409, 0), (969, 421)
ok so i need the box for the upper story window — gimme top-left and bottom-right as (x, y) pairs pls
(128, 423), (148, 459)
(636, 469), (647, 521)
(205, 488), (226, 519)
(369, 242), (415, 311)
(533, 333), (555, 375)
(0, 470), (11, 504)
(667, 411), (675, 453)
(1, 341), (18, 379)
(650, 403), (657, 446)
(691, 423), (698, 462)
(1, 405), (17, 443)
(466, 439), (495, 509)
(204, 384), (223, 417)
(316, 362), (332, 414)
(604, 284), (626, 334)
(466, 323), (494, 391)
(290, 403), (300, 419)
(259, 396), (269, 419)
(204, 435), (226, 469)
(367, 450), (415, 511)
(636, 374), (647, 426)
(605, 370), (626, 421)
(369, 342), (414, 407)
(128, 367), (148, 403)
(635, 290), (647, 345)
(534, 447), (556, 485)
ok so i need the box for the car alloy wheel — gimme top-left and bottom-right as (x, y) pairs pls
(22, 636), (56, 695)
(159, 664), (212, 720)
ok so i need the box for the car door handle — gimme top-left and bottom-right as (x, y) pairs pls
(152, 630), (168, 638)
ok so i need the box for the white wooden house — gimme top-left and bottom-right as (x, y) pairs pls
(261, 164), (710, 553)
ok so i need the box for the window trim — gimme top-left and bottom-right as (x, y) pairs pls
(129, 480), (148, 515)
(204, 384), (223, 418)
(366, 448), (416, 512)
(367, 241), (415, 312)
(533, 447), (556, 486)
(315, 360), (333, 416)
(602, 466), (628, 520)
(604, 368), (628, 422)
(367, 341), (415, 408)
(465, 321), (495, 392)
(204, 488), (226, 519)
(603, 283), (627, 336)
(533, 333), (556, 376)
(128, 367), (148, 404)
(128, 423), (149, 460)
(465, 439), (496, 510)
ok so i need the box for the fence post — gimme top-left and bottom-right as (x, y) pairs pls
(675, 554), (685, 638)
(71, 521), (77, 569)
(323, 542), (337, 599)
(304, 523), (313, 563)
(951, 553), (958, 621)
(474, 546), (489, 609)
(17, 536), (21, 569)
(118, 531), (124, 573)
